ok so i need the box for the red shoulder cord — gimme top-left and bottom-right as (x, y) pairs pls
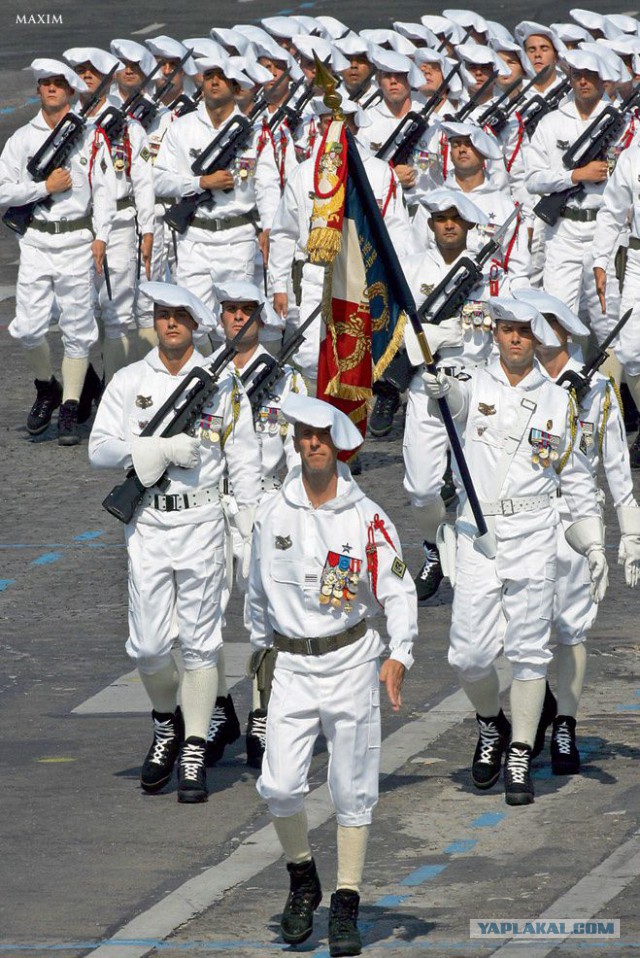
(277, 129), (288, 191)
(498, 204), (521, 274)
(381, 171), (396, 217)
(489, 261), (500, 296)
(440, 133), (449, 179)
(89, 126), (110, 188)
(366, 513), (398, 605)
(621, 118), (635, 151)
(506, 113), (525, 173)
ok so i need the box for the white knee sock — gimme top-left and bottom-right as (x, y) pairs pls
(216, 646), (228, 697)
(136, 326), (158, 359)
(138, 660), (180, 713)
(510, 677), (546, 747)
(272, 810), (312, 864)
(413, 499), (446, 544)
(102, 335), (130, 383)
(461, 669), (500, 717)
(625, 372), (640, 410)
(180, 666), (218, 739)
(252, 676), (261, 710)
(556, 643), (587, 718)
(61, 356), (89, 402)
(25, 341), (53, 381)
(337, 825), (369, 892)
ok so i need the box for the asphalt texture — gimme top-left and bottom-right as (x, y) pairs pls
(1, 2), (639, 957)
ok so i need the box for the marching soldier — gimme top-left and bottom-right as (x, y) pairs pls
(88, 282), (261, 803)
(421, 297), (607, 806)
(0, 59), (116, 444)
(247, 394), (417, 955)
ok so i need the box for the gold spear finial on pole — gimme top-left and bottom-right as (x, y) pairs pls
(313, 52), (344, 120)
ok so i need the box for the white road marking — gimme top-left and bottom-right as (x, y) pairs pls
(131, 22), (166, 35)
(72, 644), (249, 714)
(489, 830), (640, 956)
(85, 665), (512, 958)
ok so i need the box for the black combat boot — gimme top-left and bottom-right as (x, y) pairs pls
(140, 708), (183, 793)
(246, 708), (267, 770)
(205, 694), (241, 766)
(26, 377), (62, 434)
(471, 710), (511, 790)
(177, 736), (208, 803)
(280, 858), (322, 945)
(504, 742), (534, 806)
(57, 400), (80, 446)
(328, 889), (362, 956)
(368, 382), (400, 437)
(77, 363), (103, 424)
(414, 541), (443, 602)
(531, 681), (558, 759)
(550, 715), (580, 775)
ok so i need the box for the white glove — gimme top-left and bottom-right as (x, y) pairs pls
(617, 505), (640, 588)
(618, 535), (640, 588)
(586, 547), (609, 603)
(131, 435), (200, 487)
(421, 368), (451, 399)
(405, 320), (461, 365)
(234, 506), (256, 579)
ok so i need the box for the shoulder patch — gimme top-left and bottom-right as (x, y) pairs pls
(140, 146), (151, 162)
(391, 556), (406, 579)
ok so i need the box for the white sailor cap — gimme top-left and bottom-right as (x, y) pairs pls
(442, 8), (489, 36)
(550, 22), (592, 45)
(598, 36), (640, 58)
(485, 21), (514, 44)
(110, 39), (157, 76)
(139, 281), (215, 328)
(360, 29), (417, 57)
(515, 21), (565, 53)
(212, 281), (283, 331)
(315, 16), (351, 41)
(309, 95), (371, 127)
(420, 15), (455, 36)
(369, 48), (425, 88)
(579, 43), (628, 81)
(562, 48), (619, 81)
(393, 21), (439, 47)
(63, 48), (122, 76)
(511, 288), (589, 336)
(438, 120), (504, 160)
(292, 15), (324, 36)
(209, 27), (251, 55)
(291, 35), (350, 72)
(253, 42), (304, 81)
(413, 50), (464, 96)
(457, 42), (512, 77)
(30, 58), (88, 92)
(232, 24), (274, 45)
(569, 8), (607, 33)
(262, 16), (310, 40)
(604, 14), (640, 36)
(194, 56), (254, 89)
(489, 297), (560, 346)
(228, 54), (273, 86)
(183, 37), (227, 61)
(145, 36), (198, 75)
(490, 37), (537, 78)
(334, 33), (373, 59)
(281, 394), (364, 450)
(418, 188), (489, 225)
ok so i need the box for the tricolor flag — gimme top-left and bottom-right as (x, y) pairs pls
(306, 118), (406, 459)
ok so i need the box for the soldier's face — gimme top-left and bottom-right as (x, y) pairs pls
(450, 137), (484, 174)
(466, 61), (493, 90)
(494, 321), (536, 373)
(221, 301), (260, 346)
(294, 424), (339, 476)
(496, 51), (524, 90)
(118, 60), (145, 91)
(154, 306), (196, 352)
(571, 68), (604, 105)
(156, 57), (183, 94)
(524, 36), (557, 73)
(418, 61), (444, 94)
(342, 55), (371, 90)
(379, 71), (411, 105)
(202, 69), (236, 107)
(74, 62), (103, 94)
(38, 76), (72, 109)
(429, 210), (469, 249)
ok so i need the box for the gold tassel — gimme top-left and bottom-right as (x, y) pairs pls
(373, 312), (408, 382)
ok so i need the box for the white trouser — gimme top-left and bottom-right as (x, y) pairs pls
(616, 247), (640, 376)
(403, 374), (450, 507)
(542, 217), (619, 346)
(529, 217), (545, 289)
(175, 230), (257, 318)
(257, 657), (381, 826)
(10, 238), (97, 358)
(553, 521), (597, 644)
(124, 515), (226, 672)
(286, 262), (324, 379)
(96, 222), (137, 339)
(133, 213), (178, 329)
(449, 522), (557, 682)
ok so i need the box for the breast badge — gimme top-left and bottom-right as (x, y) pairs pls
(529, 427), (560, 466)
(275, 535), (292, 550)
(135, 395), (153, 409)
(195, 413), (222, 444)
(319, 550), (362, 611)
(478, 402), (496, 416)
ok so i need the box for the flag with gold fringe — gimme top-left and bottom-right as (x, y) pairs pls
(307, 119), (407, 458)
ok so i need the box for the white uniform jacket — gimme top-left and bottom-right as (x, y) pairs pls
(268, 141), (413, 294)
(153, 103), (281, 240)
(592, 145), (640, 272)
(88, 347), (262, 528)
(450, 359), (601, 538)
(247, 463), (418, 675)
(0, 109), (116, 247)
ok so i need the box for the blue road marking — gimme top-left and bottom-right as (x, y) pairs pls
(31, 552), (62, 566)
(400, 864), (447, 886)
(470, 811), (506, 828)
(374, 894), (410, 906)
(616, 703), (640, 711)
(444, 839), (477, 854)
(0, 579), (16, 591)
(0, 107), (16, 114)
(72, 531), (103, 541)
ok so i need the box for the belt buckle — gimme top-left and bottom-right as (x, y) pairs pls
(164, 495), (175, 513)
(305, 638), (315, 655)
(53, 221), (61, 234)
(501, 499), (514, 516)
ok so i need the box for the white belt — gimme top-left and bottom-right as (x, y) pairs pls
(481, 495), (553, 516)
(223, 475), (282, 496)
(142, 485), (221, 512)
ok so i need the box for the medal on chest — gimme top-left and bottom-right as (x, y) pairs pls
(529, 426), (560, 466)
(461, 300), (492, 330)
(256, 404), (283, 436)
(195, 412), (222, 444)
(319, 549), (362, 611)
(232, 156), (256, 183)
(579, 420), (594, 454)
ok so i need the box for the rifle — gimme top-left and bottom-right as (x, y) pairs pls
(533, 84), (640, 226)
(241, 301), (323, 412)
(520, 74), (571, 139)
(102, 303), (263, 523)
(375, 62), (463, 165)
(268, 74), (312, 136)
(169, 87), (202, 117)
(2, 64), (119, 235)
(95, 58), (163, 142)
(556, 307), (633, 403)
(347, 68), (377, 104)
(417, 207), (519, 325)
(448, 69), (498, 123)
(477, 65), (553, 137)
(129, 48), (194, 130)
(360, 86), (383, 110)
